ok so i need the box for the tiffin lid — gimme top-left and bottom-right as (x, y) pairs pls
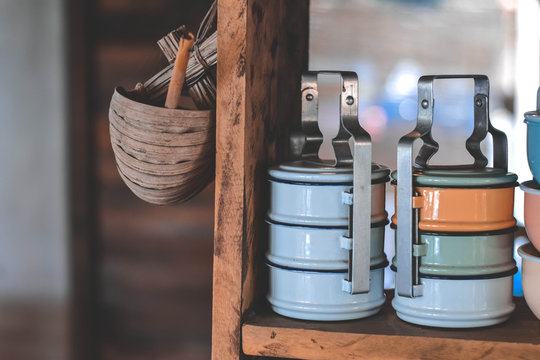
(269, 160), (390, 184)
(391, 167), (517, 188)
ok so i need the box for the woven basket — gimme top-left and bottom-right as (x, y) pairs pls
(109, 87), (215, 205)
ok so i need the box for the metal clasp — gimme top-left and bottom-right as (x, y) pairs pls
(300, 71), (371, 294)
(396, 75), (509, 298)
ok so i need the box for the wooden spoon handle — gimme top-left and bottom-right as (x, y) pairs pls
(165, 30), (194, 109)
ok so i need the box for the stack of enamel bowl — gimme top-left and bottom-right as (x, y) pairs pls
(391, 75), (518, 328)
(518, 87), (540, 320)
(266, 71), (390, 321)
(267, 163), (390, 320)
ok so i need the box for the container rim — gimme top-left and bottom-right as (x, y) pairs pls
(266, 217), (389, 230)
(268, 160), (390, 184)
(520, 180), (540, 196)
(518, 242), (540, 263)
(390, 264), (518, 280)
(390, 223), (517, 236)
(266, 259), (389, 273)
(114, 87), (213, 116)
(524, 110), (540, 122)
(391, 168), (518, 188)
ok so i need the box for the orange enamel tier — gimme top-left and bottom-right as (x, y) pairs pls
(392, 186), (516, 232)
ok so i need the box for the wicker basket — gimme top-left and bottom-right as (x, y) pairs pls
(109, 87), (215, 205)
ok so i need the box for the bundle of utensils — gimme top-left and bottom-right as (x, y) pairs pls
(138, 0), (217, 110)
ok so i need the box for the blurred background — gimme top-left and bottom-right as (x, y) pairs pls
(1, 1), (215, 359)
(0, 0), (537, 359)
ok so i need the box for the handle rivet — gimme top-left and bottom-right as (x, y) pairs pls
(421, 99), (429, 109)
(475, 99), (483, 107)
(306, 93), (314, 101)
(345, 96), (354, 105)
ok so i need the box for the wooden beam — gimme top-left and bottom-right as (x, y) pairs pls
(212, 1), (309, 359)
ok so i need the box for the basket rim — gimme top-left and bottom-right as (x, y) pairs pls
(113, 86), (214, 117)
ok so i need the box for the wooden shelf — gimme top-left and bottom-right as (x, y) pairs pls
(242, 292), (540, 359)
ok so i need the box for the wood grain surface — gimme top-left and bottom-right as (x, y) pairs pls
(212, 1), (309, 359)
(242, 293), (540, 360)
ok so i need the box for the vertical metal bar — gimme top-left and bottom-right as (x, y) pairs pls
(396, 137), (415, 298)
(412, 191), (421, 288)
(340, 71), (371, 294)
(299, 70), (371, 294)
(396, 76), (433, 298)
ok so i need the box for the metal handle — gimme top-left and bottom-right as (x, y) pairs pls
(300, 71), (354, 166)
(413, 75), (508, 171)
(396, 74), (509, 298)
(300, 71), (371, 294)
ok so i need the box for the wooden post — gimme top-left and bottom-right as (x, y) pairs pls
(212, 0), (309, 359)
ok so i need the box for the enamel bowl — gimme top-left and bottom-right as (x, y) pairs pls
(391, 227), (516, 276)
(518, 242), (540, 320)
(392, 268), (516, 328)
(521, 180), (540, 252)
(267, 263), (386, 321)
(268, 161), (389, 227)
(267, 220), (387, 271)
(391, 169), (517, 232)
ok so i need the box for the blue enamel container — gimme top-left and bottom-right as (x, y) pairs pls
(525, 88), (540, 182)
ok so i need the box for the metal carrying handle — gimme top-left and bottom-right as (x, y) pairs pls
(301, 72), (355, 166)
(396, 75), (509, 298)
(300, 71), (372, 294)
(413, 75), (508, 170)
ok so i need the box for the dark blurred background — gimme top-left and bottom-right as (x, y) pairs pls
(0, 0), (538, 359)
(1, 1), (214, 359)
(79, 2), (215, 359)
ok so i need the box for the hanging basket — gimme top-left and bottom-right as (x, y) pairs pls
(109, 87), (215, 205)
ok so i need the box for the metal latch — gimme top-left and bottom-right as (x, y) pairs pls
(300, 71), (371, 294)
(396, 75), (509, 298)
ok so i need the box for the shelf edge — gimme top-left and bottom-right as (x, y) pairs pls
(242, 323), (540, 360)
